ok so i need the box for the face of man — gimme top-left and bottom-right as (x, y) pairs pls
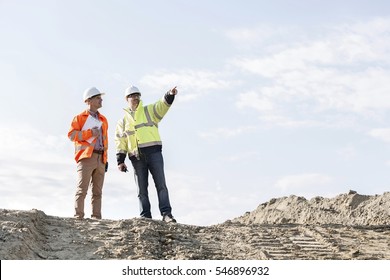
(87, 94), (103, 111)
(127, 93), (141, 109)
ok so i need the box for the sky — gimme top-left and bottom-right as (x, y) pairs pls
(1, 0), (390, 226)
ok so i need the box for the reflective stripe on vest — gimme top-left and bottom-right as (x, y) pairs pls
(134, 106), (157, 129)
(153, 103), (163, 121)
(75, 143), (94, 152)
(69, 131), (83, 141)
(123, 106), (157, 134)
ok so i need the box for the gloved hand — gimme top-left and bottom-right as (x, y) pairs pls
(118, 163), (128, 172)
(169, 86), (178, 95)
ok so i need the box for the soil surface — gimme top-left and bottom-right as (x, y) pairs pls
(1, 190), (389, 260)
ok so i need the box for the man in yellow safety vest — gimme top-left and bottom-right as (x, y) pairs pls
(115, 85), (178, 223)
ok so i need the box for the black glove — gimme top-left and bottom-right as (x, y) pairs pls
(119, 164), (128, 172)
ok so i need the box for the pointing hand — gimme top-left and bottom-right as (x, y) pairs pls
(169, 86), (178, 95)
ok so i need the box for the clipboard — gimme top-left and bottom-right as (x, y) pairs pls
(82, 115), (102, 143)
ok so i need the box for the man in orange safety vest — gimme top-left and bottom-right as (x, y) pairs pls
(68, 87), (108, 219)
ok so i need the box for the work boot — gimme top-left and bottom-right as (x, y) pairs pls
(162, 214), (177, 223)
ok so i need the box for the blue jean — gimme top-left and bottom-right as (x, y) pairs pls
(130, 151), (172, 218)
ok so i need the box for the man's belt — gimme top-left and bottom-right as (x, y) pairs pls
(93, 150), (104, 154)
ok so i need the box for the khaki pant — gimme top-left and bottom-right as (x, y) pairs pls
(74, 153), (105, 219)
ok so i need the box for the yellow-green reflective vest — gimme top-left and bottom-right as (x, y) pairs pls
(115, 98), (171, 158)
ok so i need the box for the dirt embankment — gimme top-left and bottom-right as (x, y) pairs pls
(1, 191), (389, 260)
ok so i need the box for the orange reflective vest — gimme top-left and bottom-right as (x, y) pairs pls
(68, 110), (108, 163)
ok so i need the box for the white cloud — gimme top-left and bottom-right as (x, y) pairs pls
(0, 123), (76, 216)
(221, 151), (259, 163)
(166, 171), (255, 225)
(230, 18), (390, 127)
(236, 91), (275, 112)
(275, 173), (333, 193)
(337, 145), (357, 160)
(140, 69), (238, 101)
(198, 125), (257, 140)
(369, 128), (390, 143)
(226, 28), (266, 44)
(0, 123), (72, 163)
(225, 25), (303, 50)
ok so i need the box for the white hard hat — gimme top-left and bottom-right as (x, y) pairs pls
(124, 85), (141, 98)
(83, 87), (105, 102)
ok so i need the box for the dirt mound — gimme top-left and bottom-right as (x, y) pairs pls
(233, 190), (390, 226)
(1, 191), (389, 260)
